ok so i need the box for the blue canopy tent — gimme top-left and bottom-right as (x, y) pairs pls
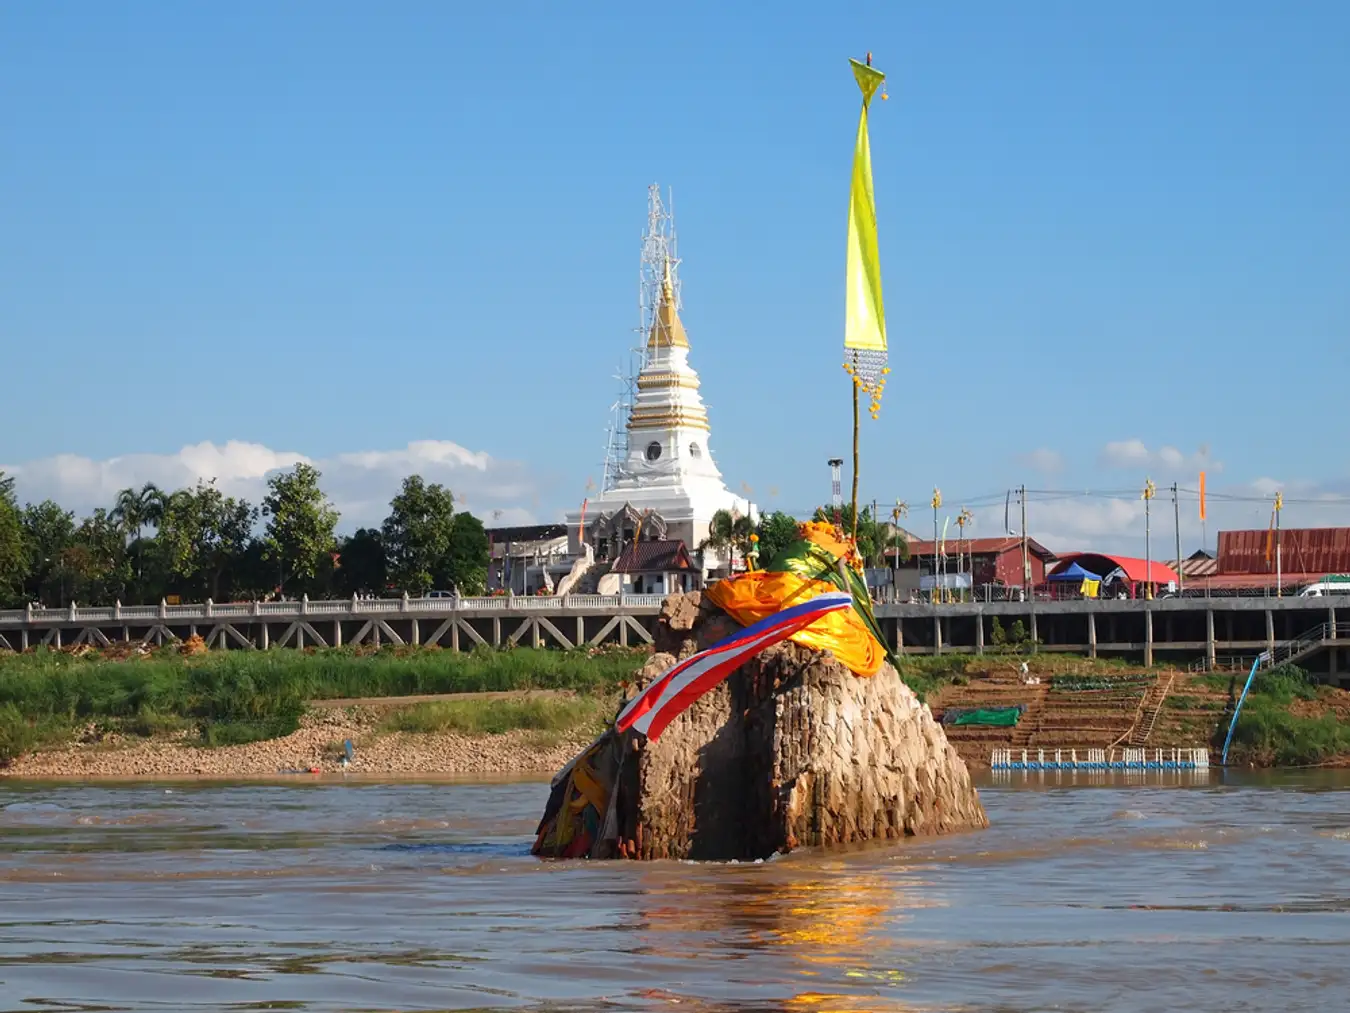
(1047, 561), (1104, 583)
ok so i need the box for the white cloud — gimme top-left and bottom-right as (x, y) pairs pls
(1, 439), (541, 531)
(1018, 448), (1066, 475)
(1098, 439), (1223, 476)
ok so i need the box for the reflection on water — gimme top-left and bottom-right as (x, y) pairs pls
(1, 771), (1349, 1012)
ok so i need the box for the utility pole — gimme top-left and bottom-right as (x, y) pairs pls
(1142, 478), (1157, 600)
(1172, 482), (1183, 594)
(828, 459), (844, 529)
(1275, 491), (1284, 598)
(1019, 485), (1029, 601)
(957, 507), (973, 602)
(891, 499), (908, 600)
(931, 488), (942, 603)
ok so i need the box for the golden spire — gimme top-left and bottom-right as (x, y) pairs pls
(646, 257), (689, 349)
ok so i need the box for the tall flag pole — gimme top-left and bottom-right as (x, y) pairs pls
(843, 53), (890, 542)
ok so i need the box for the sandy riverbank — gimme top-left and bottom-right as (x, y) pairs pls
(0, 701), (595, 779)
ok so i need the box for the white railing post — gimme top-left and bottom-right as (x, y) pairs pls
(301, 594), (309, 616)
(69, 601), (77, 621)
(114, 600), (122, 621)
(253, 600), (261, 617)
(25, 602), (32, 622)
(351, 593), (359, 614)
(402, 591), (410, 614)
(205, 598), (214, 618)
(160, 598), (168, 619)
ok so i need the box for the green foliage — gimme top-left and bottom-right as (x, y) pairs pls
(159, 481), (257, 601)
(442, 512), (489, 596)
(261, 463), (340, 593)
(336, 528), (387, 596)
(1228, 707), (1350, 766)
(703, 508), (755, 558)
(0, 474), (28, 608)
(382, 476), (457, 594)
(0, 645), (647, 761)
(754, 511), (799, 567)
(1251, 663), (1317, 705)
(381, 695), (613, 737)
(893, 655), (971, 702)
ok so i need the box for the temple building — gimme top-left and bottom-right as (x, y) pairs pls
(562, 258), (755, 588)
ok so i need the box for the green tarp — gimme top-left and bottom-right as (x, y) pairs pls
(948, 707), (1022, 727)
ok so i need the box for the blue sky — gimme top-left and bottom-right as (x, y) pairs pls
(2, 1), (1347, 553)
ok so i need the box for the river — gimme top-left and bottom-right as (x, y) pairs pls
(1, 770), (1347, 1012)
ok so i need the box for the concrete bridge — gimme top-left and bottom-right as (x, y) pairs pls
(0, 593), (1346, 678)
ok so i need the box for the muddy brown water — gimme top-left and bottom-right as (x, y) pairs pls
(2, 770), (1348, 1012)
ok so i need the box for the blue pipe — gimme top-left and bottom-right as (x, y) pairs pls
(1220, 656), (1262, 766)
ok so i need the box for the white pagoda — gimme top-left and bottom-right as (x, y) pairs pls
(565, 256), (754, 581)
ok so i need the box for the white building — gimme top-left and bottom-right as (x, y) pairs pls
(564, 258), (755, 582)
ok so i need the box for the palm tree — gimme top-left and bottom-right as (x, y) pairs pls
(112, 483), (167, 595)
(701, 509), (755, 571)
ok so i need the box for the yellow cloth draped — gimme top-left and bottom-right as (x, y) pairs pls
(845, 58), (887, 358)
(704, 570), (885, 678)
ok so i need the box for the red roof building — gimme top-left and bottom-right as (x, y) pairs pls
(1217, 527), (1350, 576)
(894, 536), (1057, 588)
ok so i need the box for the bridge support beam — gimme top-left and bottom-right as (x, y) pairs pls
(933, 615), (941, 655)
(1144, 609), (1154, 667)
(975, 614), (984, 656)
(1266, 609), (1275, 657)
(1087, 611), (1097, 659)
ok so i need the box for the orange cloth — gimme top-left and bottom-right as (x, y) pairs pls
(704, 570), (885, 677)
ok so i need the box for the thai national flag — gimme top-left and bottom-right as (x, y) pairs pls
(614, 591), (854, 742)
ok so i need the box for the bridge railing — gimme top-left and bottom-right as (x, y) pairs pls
(0, 592), (672, 626)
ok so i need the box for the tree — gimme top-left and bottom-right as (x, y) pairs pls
(811, 504), (890, 567)
(159, 481), (257, 601)
(21, 500), (76, 604)
(439, 512), (489, 595)
(112, 482), (168, 599)
(754, 511), (801, 568)
(64, 508), (130, 605)
(111, 483), (167, 544)
(261, 463), (339, 594)
(0, 473), (26, 607)
(702, 509), (755, 559)
(335, 528), (387, 597)
(381, 475), (457, 594)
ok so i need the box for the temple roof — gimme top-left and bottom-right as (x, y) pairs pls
(646, 259), (689, 350)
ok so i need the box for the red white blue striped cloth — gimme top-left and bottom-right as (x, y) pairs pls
(614, 591), (855, 742)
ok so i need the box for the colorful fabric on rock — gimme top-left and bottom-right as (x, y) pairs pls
(615, 591), (854, 742)
(705, 521), (896, 678)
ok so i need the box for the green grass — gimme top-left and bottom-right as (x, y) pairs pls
(380, 694), (616, 737)
(0, 645), (647, 763)
(1220, 664), (1350, 766)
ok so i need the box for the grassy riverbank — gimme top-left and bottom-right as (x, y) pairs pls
(0, 645), (646, 765)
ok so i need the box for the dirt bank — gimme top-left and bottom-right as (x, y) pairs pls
(1, 694), (600, 779)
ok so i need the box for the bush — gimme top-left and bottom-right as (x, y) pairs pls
(381, 695), (614, 736)
(0, 646), (647, 752)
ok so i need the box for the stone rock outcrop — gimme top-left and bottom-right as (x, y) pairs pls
(600, 592), (988, 861)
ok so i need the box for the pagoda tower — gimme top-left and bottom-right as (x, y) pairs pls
(566, 207), (753, 576)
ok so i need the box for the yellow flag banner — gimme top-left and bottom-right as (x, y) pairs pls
(1080, 578), (1100, 599)
(845, 58), (888, 392)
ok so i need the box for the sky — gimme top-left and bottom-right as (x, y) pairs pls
(2, 1), (1348, 557)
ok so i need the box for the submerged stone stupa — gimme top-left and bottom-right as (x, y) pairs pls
(565, 251), (753, 578)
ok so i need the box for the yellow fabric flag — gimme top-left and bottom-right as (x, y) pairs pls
(1081, 579), (1100, 598)
(845, 58), (887, 383)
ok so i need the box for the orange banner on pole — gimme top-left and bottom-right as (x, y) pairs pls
(1198, 471), (1206, 520)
